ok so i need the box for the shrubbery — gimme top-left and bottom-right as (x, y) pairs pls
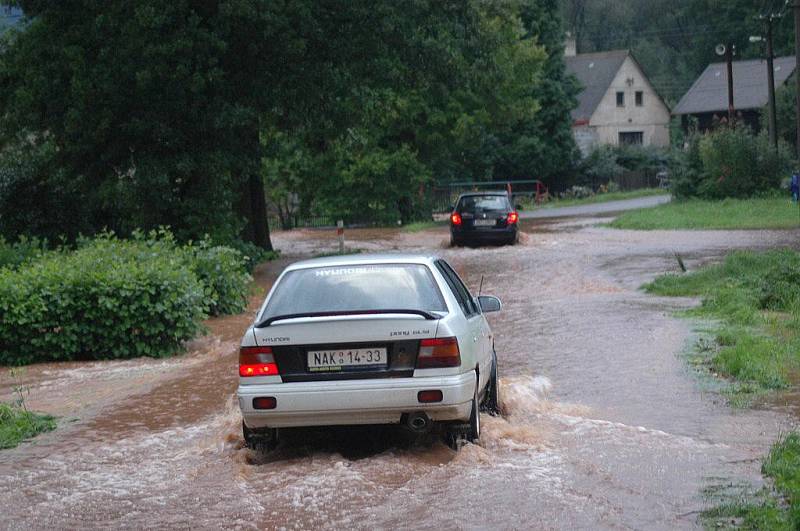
(578, 144), (671, 189)
(0, 236), (49, 270)
(188, 242), (251, 316)
(672, 126), (793, 199)
(0, 230), (261, 365)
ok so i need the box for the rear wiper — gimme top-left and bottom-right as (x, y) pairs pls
(256, 309), (439, 328)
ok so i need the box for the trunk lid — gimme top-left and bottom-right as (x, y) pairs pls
(252, 314), (440, 382)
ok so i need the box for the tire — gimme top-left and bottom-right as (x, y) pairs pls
(450, 234), (461, 247)
(466, 379), (481, 443)
(243, 421), (279, 452)
(445, 373), (481, 449)
(481, 350), (501, 416)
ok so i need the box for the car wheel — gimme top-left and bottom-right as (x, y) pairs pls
(450, 234), (461, 247)
(481, 350), (501, 416)
(243, 421), (278, 452)
(445, 374), (481, 449)
(466, 379), (481, 443)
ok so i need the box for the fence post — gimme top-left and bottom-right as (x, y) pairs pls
(337, 220), (344, 254)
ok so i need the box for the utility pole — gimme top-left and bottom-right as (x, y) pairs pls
(726, 43), (735, 124)
(795, 1), (800, 156)
(765, 15), (779, 150)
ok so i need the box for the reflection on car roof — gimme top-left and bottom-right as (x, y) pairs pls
(457, 191), (508, 197)
(286, 253), (440, 271)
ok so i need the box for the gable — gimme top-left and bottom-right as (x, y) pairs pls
(590, 55), (670, 125)
(565, 50), (628, 123)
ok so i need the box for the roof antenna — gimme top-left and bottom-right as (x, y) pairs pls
(478, 274), (484, 297)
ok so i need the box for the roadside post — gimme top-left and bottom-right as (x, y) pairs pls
(337, 220), (344, 254)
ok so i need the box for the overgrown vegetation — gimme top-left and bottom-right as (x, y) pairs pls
(645, 249), (800, 391)
(0, 403), (55, 449)
(672, 127), (793, 200)
(0, 230), (259, 365)
(1, 369), (55, 449)
(609, 197), (800, 230)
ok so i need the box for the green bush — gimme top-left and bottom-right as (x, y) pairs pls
(672, 126), (793, 199)
(579, 144), (672, 188)
(187, 242), (251, 316)
(213, 238), (278, 273)
(0, 229), (267, 365)
(0, 235), (207, 365)
(0, 236), (49, 270)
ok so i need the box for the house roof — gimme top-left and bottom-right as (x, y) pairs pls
(673, 56), (796, 115)
(564, 50), (629, 122)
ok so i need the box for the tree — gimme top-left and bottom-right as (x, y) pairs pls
(260, 0), (554, 223)
(494, 0), (579, 188)
(0, 1), (279, 247)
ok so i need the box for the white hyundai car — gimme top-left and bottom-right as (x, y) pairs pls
(237, 253), (501, 451)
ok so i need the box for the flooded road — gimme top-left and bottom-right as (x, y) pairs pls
(1, 219), (799, 529)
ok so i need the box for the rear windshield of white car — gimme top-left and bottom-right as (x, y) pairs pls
(260, 264), (447, 320)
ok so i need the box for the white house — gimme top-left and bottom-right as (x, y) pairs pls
(564, 49), (671, 155)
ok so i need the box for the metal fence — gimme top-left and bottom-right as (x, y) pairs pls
(430, 180), (549, 214)
(578, 170), (661, 192)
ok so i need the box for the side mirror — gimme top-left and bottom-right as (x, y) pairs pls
(515, 204), (522, 210)
(478, 295), (502, 313)
(449, 204), (455, 211)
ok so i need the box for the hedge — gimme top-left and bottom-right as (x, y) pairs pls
(0, 230), (259, 365)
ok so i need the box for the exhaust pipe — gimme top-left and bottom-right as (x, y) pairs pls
(404, 411), (431, 433)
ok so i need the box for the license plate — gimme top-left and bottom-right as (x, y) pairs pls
(474, 219), (496, 227)
(307, 348), (388, 372)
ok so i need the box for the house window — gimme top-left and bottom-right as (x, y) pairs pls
(619, 131), (643, 145)
(635, 91), (643, 106)
(616, 91), (625, 107)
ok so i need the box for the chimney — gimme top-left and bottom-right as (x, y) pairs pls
(564, 31), (576, 57)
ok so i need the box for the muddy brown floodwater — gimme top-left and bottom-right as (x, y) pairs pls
(2, 219), (799, 530)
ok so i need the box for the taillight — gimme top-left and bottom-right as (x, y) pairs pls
(417, 337), (461, 368)
(450, 212), (462, 226)
(507, 211), (519, 224)
(239, 346), (279, 377)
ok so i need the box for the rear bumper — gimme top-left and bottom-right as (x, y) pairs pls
(238, 371), (475, 428)
(451, 225), (517, 242)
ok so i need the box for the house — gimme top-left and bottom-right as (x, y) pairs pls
(565, 49), (671, 155)
(673, 56), (796, 132)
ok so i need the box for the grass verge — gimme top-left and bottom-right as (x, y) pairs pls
(538, 187), (666, 209)
(610, 197), (800, 230)
(703, 432), (800, 529)
(0, 403), (55, 449)
(645, 249), (800, 392)
(649, 251), (800, 526)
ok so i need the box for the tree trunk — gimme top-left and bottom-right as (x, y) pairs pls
(246, 171), (273, 251)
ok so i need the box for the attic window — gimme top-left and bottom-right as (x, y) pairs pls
(635, 91), (643, 106)
(616, 91), (625, 107)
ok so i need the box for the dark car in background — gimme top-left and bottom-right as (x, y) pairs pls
(449, 191), (519, 247)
